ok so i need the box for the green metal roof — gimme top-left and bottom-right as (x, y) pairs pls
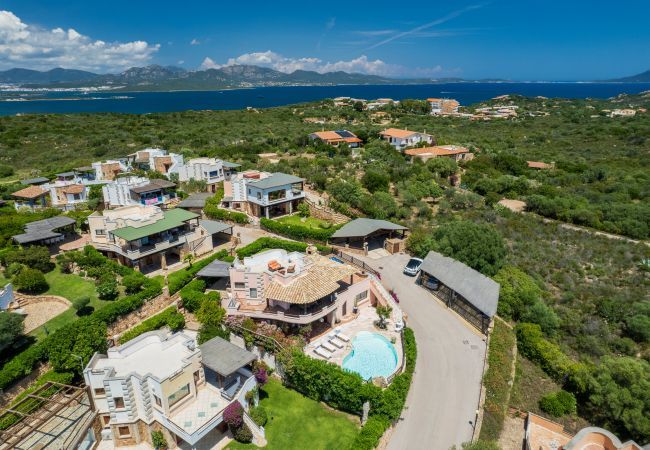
(111, 208), (199, 241)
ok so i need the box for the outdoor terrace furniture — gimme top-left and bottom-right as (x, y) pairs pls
(321, 341), (337, 353)
(314, 347), (332, 359)
(335, 331), (351, 342)
(328, 337), (344, 349)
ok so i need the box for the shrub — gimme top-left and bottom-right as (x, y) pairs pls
(72, 296), (91, 315)
(13, 268), (48, 294)
(350, 415), (390, 450)
(168, 250), (230, 294)
(3, 246), (54, 273)
(297, 202), (310, 217)
(204, 191), (249, 224)
(233, 422), (253, 443)
(254, 367), (268, 385)
(122, 273), (146, 294)
(249, 405), (268, 427)
(223, 400), (244, 428)
(119, 307), (186, 344)
(539, 390), (576, 417)
(96, 279), (119, 300)
(151, 430), (167, 449)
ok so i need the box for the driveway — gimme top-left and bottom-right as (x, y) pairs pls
(367, 253), (487, 450)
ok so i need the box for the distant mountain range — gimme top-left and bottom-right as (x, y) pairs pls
(0, 64), (427, 91)
(606, 69), (650, 83)
(1, 65), (648, 91)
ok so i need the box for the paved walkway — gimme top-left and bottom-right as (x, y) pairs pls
(363, 253), (487, 450)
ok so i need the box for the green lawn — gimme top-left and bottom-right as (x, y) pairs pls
(227, 379), (359, 450)
(275, 214), (333, 230)
(28, 267), (110, 340)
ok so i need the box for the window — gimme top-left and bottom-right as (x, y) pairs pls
(268, 189), (286, 201)
(234, 282), (245, 289)
(94, 387), (106, 396)
(256, 192), (262, 200)
(355, 290), (368, 302)
(113, 397), (125, 409)
(153, 394), (162, 407)
(101, 415), (111, 427)
(117, 426), (131, 438)
(167, 383), (190, 408)
(249, 288), (258, 299)
(73, 193), (81, 200)
(95, 229), (106, 236)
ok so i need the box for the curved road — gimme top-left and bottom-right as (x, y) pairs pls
(367, 253), (487, 450)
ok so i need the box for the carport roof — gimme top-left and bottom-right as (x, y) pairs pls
(420, 251), (500, 317)
(199, 337), (256, 377)
(196, 259), (232, 278)
(331, 218), (407, 239)
(199, 219), (232, 235)
(177, 192), (212, 209)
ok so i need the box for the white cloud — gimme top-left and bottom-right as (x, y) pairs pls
(190, 38), (200, 45)
(0, 10), (159, 72)
(199, 50), (443, 78)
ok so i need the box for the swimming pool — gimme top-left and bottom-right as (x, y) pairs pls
(342, 331), (398, 380)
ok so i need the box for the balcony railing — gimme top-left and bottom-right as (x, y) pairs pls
(228, 294), (341, 324)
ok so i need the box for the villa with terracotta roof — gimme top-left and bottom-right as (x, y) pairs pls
(127, 148), (184, 176)
(525, 412), (647, 450)
(92, 159), (130, 181)
(309, 130), (363, 148)
(224, 247), (395, 327)
(405, 145), (473, 162)
(427, 98), (460, 115)
(11, 185), (49, 210)
(379, 128), (434, 151)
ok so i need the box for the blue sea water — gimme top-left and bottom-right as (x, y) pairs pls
(0, 82), (648, 116)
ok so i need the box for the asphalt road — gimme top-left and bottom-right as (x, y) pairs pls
(368, 253), (487, 450)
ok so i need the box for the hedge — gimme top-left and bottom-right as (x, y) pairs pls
(260, 217), (340, 242)
(204, 188), (249, 224)
(479, 318), (516, 441)
(236, 237), (331, 259)
(168, 249), (230, 295)
(119, 306), (185, 344)
(349, 416), (390, 450)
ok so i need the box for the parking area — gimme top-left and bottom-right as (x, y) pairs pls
(363, 253), (487, 450)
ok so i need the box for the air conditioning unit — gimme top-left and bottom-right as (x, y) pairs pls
(101, 429), (113, 440)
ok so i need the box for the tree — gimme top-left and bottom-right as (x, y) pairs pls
(427, 158), (458, 178)
(96, 279), (119, 300)
(521, 301), (560, 336)
(434, 221), (506, 276)
(376, 305), (392, 329)
(196, 295), (226, 327)
(121, 273), (146, 294)
(585, 356), (650, 442)
(297, 202), (310, 217)
(48, 318), (108, 373)
(493, 266), (543, 320)
(13, 268), (48, 293)
(539, 390), (577, 417)
(362, 169), (390, 193)
(3, 246), (54, 273)
(0, 312), (25, 353)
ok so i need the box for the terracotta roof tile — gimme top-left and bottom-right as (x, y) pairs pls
(12, 185), (48, 199)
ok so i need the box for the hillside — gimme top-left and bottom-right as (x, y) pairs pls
(606, 69), (650, 82)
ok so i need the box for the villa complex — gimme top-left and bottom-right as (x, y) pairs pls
(222, 171), (305, 218)
(127, 149), (184, 176)
(308, 130), (363, 147)
(177, 157), (240, 193)
(84, 331), (259, 449)
(427, 98), (460, 115)
(404, 145), (473, 162)
(379, 128), (434, 151)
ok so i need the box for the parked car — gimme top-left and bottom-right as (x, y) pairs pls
(403, 257), (423, 276)
(422, 277), (440, 291)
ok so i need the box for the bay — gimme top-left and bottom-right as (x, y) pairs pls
(0, 82), (648, 116)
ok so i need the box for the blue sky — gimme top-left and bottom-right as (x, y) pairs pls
(1, 0), (649, 80)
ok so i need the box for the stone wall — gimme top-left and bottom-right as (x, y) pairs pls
(306, 200), (349, 225)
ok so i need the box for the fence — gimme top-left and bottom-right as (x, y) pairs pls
(332, 249), (380, 277)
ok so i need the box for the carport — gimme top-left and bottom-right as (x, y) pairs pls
(418, 251), (500, 334)
(199, 219), (233, 247)
(196, 259), (232, 290)
(330, 218), (407, 251)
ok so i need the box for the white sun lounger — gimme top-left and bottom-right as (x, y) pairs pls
(335, 332), (351, 342)
(328, 337), (344, 349)
(314, 347), (332, 359)
(321, 341), (337, 352)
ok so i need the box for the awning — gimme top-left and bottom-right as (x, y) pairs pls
(199, 220), (232, 235)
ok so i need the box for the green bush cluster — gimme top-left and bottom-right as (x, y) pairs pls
(249, 405), (268, 427)
(2, 246), (54, 273)
(236, 237), (330, 259)
(168, 249), (230, 294)
(515, 323), (584, 383)
(204, 189), (249, 224)
(539, 390), (577, 417)
(349, 416), (390, 450)
(260, 217), (340, 242)
(12, 267), (48, 294)
(119, 306), (185, 344)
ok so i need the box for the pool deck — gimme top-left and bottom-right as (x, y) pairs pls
(305, 302), (403, 381)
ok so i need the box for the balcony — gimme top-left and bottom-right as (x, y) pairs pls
(227, 293), (341, 325)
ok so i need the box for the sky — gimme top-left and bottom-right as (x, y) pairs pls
(0, 0), (649, 80)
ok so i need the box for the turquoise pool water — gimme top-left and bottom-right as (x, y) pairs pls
(342, 331), (398, 380)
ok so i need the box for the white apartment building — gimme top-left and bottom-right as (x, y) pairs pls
(128, 148), (184, 176)
(84, 331), (259, 448)
(177, 158), (240, 192)
(92, 160), (130, 181)
(102, 176), (150, 208)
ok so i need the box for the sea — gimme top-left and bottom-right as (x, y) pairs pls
(0, 82), (648, 116)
